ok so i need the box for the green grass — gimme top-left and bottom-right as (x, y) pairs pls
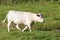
(0, 27), (60, 40)
(0, 2), (60, 40)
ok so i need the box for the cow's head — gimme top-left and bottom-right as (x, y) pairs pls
(36, 13), (44, 22)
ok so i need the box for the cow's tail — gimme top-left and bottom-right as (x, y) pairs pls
(2, 16), (7, 23)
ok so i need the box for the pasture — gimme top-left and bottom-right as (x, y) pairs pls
(0, 2), (60, 40)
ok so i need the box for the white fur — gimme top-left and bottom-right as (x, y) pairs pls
(2, 10), (44, 32)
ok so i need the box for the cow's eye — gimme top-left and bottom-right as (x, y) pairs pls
(37, 15), (40, 17)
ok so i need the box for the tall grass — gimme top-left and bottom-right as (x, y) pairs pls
(0, 0), (59, 5)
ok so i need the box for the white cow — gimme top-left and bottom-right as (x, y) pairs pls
(2, 10), (44, 32)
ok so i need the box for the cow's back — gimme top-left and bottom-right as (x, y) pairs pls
(7, 10), (34, 24)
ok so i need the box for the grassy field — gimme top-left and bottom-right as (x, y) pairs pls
(0, 2), (60, 40)
(0, 30), (60, 40)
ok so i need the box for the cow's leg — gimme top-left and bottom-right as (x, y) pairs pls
(22, 24), (31, 32)
(28, 25), (31, 32)
(15, 24), (21, 31)
(27, 23), (31, 32)
(7, 21), (11, 32)
(22, 26), (28, 32)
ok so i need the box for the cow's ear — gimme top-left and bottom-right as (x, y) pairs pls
(40, 14), (43, 18)
(37, 14), (40, 17)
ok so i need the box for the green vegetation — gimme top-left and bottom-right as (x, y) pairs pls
(0, 30), (60, 40)
(0, 1), (60, 40)
(0, 0), (59, 5)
